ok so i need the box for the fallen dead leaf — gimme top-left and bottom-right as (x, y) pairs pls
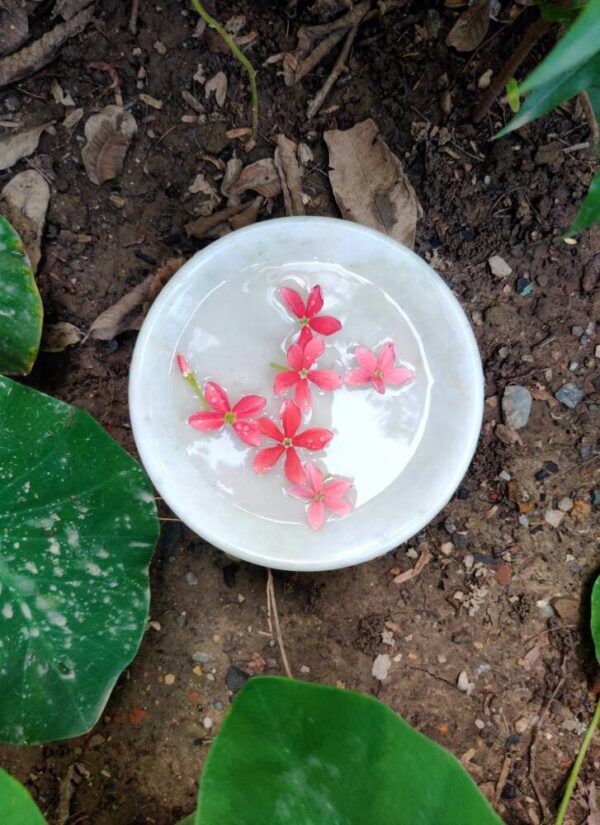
(274, 134), (305, 216)
(221, 157), (243, 199)
(63, 107), (83, 129)
(188, 173), (220, 215)
(193, 61), (206, 84)
(41, 322), (84, 352)
(81, 104), (137, 185)
(0, 170), (50, 273)
(88, 258), (184, 340)
(0, 6), (94, 88)
(227, 158), (281, 203)
(185, 197), (263, 239)
(205, 71), (227, 107)
(393, 547), (431, 584)
(139, 93), (162, 110)
(226, 127), (253, 140)
(225, 14), (246, 35)
(181, 89), (205, 115)
(53, 0), (95, 20)
(0, 121), (52, 172)
(50, 78), (75, 107)
(0, 0), (29, 58)
(324, 118), (421, 248)
(588, 783), (600, 825)
(445, 0), (490, 52)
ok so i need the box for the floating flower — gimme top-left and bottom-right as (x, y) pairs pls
(188, 381), (267, 447)
(280, 284), (342, 347)
(290, 463), (352, 530)
(253, 400), (333, 484)
(273, 336), (342, 412)
(345, 343), (414, 394)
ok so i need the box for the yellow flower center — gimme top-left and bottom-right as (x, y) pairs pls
(300, 317), (310, 327)
(224, 411), (236, 425)
(282, 437), (293, 449)
(373, 369), (383, 378)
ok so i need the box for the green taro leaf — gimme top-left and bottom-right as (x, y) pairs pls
(536, 0), (583, 24)
(0, 216), (43, 376)
(497, 52), (600, 136)
(0, 767), (47, 825)
(592, 576), (600, 665)
(520, 0), (600, 95)
(195, 677), (504, 825)
(506, 78), (521, 114)
(0, 377), (160, 744)
(566, 169), (600, 236)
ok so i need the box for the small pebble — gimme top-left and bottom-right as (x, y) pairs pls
(226, 665), (250, 693)
(554, 382), (584, 409)
(439, 541), (454, 556)
(478, 69), (493, 89)
(300, 665), (311, 674)
(203, 716), (213, 730)
(457, 670), (474, 695)
(213, 699), (224, 711)
(192, 651), (213, 664)
(164, 673), (175, 685)
(545, 509), (565, 528)
(515, 717), (529, 733)
(502, 385), (532, 430)
(463, 554), (474, 571)
(453, 532), (469, 550)
(488, 255), (512, 278)
(185, 572), (198, 586)
(558, 497), (573, 513)
(154, 40), (167, 54)
(475, 719), (485, 730)
(499, 470), (511, 481)
(372, 654), (391, 681)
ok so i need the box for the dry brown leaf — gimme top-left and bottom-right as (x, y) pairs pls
(205, 71), (227, 107)
(324, 118), (421, 248)
(0, 0), (29, 58)
(88, 258), (184, 340)
(181, 89), (205, 114)
(221, 157), (243, 199)
(81, 104), (137, 185)
(50, 78), (75, 106)
(53, 0), (94, 20)
(188, 173), (220, 215)
(42, 321), (84, 352)
(274, 134), (305, 217)
(0, 6), (94, 88)
(228, 158), (282, 202)
(185, 197), (263, 239)
(63, 107), (83, 129)
(393, 547), (432, 584)
(446, 0), (490, 52)
(0, 170), (50, 273)
(0, 121), (52, 172)
(226, 127), (252, 140)
(139, 93), (162, 110)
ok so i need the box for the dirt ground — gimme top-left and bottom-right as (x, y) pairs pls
(1, 1), (599, 823)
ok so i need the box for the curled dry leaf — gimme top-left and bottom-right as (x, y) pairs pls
(324, 118), (421, 248)
(63, 107), (83, 129)
(81, 104), (137, 186)
(88, 258), (184, 341)
(188, 173), (220, 215)
(185, 197), (263, 240)
(0, 0), (29, 58)
(227, 158), (281, 203)
(50, 78), (75, 106)
(139, 93), (162, 110)
(181, 89), (205, 114)
(274, 135), (305, 217)
(41, 321), (84, 353)
(221, 157), (243, 199)
(0, 6), (94, 88)
(393, 547), (432, 584)
(0, 121), (52, 172)
(445, 0), (490, 52)
(0, 170), (50, 273)
(205, 71), (228, 107)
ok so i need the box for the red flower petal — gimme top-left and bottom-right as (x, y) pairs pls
(290, 484), (315, 500)
(384, 367), (415, 387)
(280, 287), (305, 319)
(293, 427), (333, 451)
(287, 343), (304, 372)
(323, 479), (352, 500)
(274, 371), (299, 395)
(372, 376), (386, 394)
(176, 354), (190, 377)
(281, 399), (301, 438)
(298, 326), (313, 348)
(302, 335), (324, 368)
(304, 462), (323, 493)
(294, 379), (312, 413)
(378, 342), (396, 372)
(345, 368), (372, 386)
(258, 417), (284, 442)
(232, 394), (267, 419)
(308, 369), (342, 391)
(305, 285), (324, 318)
(355, 347), (377, 372)
(233, 420), (262, 447)
(309, 315), (342, 335)
(284, 447), (305, 484)
(307, 500), (325, 530)
(188, 411), (224, 431)
(253, 445), (285, 474)
(204, 381), (230, 413)
(324, 497), (351, 516)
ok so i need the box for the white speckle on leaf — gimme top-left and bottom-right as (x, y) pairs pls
(48, 537), (61, 555)
(2, 604), (14, 619)
(20, 603), (32, 620)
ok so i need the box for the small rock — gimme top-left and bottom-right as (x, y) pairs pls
(558, 497), (573, 513)
(516, 276), (533, 296)
(225, 664), (250, 693)
(554, 383), (584, 409)
(192, 651), (213, 664)
(300, 665), (311, 674)
(502, 385), (532, 430)
(595, 344), (600, 359)
(463, 554), (474, 571)
(213, 699), (224, 710)
(439, 541), (454, 556)
(3, 95), (20, 113)
(203, 716), (213, 730)
(164, 673), (176, 685)
(453, 532), (469, 550)
(372, 653), (392, 681)
(153, 40), (167, 55)
(551, 597), (579, 623)
(572, 325), (584, 336)
(592, 488), (600, 507)
(475, 718), (485, 730)
(457, 670), (474, 695)
(488, 255), (512, 278)
(444, 516), (457, 534)
(545, 509), (565, 528)
(495, 563), (512, 586)
(185, 571), (199, 586)
(515, 717), (529, 734)
(478, 69), (493, 89)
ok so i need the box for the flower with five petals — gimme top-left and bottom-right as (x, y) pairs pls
(345, 343), (414, 394)
(188, 381), (266, 447)
(274, 336), (342, 412)
(290, 462), (352, 530)
(280, 284), (342, 347)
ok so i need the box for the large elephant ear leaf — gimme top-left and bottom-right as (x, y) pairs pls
(0, 767), (47, 825)
(0, 216), (43, 376)
(592, 576), (600, 666)
(195, 676), (504, 825)
(0, 377), (160, 744)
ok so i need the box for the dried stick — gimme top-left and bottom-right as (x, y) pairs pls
(472, 15), (551, 123)
(266, 569), (292, 678)
(579, 91), (600, 147)
(307, 16), (363, 119)
(296, 27), (348, 82)
(129, 0), (139, 35)
(305, 0), (371, 37)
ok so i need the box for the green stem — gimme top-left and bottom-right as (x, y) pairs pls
(185, 373), (209, 411)
(554, 696), (600, 825)
(190, 0), (258, 136)
(270, 362), (288, 372)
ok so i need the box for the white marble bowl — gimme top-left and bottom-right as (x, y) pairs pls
(129, 217), (483, 571)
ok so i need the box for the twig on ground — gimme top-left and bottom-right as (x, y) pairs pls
(307, 14), (364, 119)
(528, 653), (567, 822)
(495, 755), (512, 804)
(129, 0), (139, 35)
(266, 569), (293, 679)
(578, 91), (599, 147)
(55, 764), (77, 825)
(295, 27), (347, 82)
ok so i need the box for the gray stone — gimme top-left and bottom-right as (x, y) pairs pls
(192, 651), (214, 664)
(545, 509), (565, 528)
(555, 383), (584, 409)
(558, 497), (573, 513)
(185, 571), (199, 586)
(502, 385), (532, 430)
(226, 665), (250, 693)
(488, 255), (512, 278)
(371, 654), (392, 681)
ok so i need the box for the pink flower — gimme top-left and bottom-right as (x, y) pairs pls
(279, 284), (342, 347)
(188, 382), (266, 447)
(176, 354), (190, 377)
(253, 400), (333, 484)
(290, 463), (352, 530)
(345, 343), (414, 394)
(274, 336), (342, 412)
